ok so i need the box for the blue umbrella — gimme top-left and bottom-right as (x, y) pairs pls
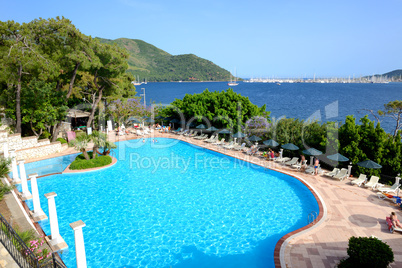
(170, 118), (180, 124)
(196, 124), (207, 129)
(263, 139), (279, 147)
(327, 153), (349, 162)
(145, 118), (155, 123)
(248, 135), (262, 142)
(281, 143), (299, 150)
(128, 117), (141, 124)
(219, 129), (231, 134)
(302, 148), (323, 156)
(233, 132), (246, 138)
(206, 126), (219, 131)
(357, 160), (382, 169)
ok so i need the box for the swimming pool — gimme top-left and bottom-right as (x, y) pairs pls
(23, 138), (319, 268)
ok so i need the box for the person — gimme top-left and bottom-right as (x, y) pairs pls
(391, 212), (402, 228)
(142, 138), (146, 143)
(269, 148), (275, 160)
(314, 157), (319, 175)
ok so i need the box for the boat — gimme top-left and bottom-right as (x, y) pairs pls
(228, 69), (239, 86)
(132, 75), (143, 86)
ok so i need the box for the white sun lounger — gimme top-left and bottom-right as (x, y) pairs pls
(350, 174), (367, 187)
(285, 157), (299, 166)
(324, 168), (339, 177)
(364, 176), (380, 190)
(333, 168), (348, 181)
(378, 183), (401, 195)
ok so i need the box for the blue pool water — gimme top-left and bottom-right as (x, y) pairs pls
(23, 138), (318, 268)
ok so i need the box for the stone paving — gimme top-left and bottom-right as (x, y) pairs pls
(3, 129), (402, 268)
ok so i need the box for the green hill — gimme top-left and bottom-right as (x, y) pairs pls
(97, 38), (233, 82)
(382, 69), (402, 78)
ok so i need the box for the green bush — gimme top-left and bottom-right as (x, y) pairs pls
(56, 138), (67, 144)
(69, 154), (112, 170)
(338, 236), (394, 268)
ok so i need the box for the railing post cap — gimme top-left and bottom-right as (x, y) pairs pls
(44, 192), (57, 198)
(28, 173), (38, 178)
(18, 159), (25, 163)
(70, 220), (86, 230)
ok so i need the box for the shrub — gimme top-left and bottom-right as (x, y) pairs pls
(69, 154), (112, 170)
(56, 138), (67, 144)
(338, 236), (394, 268)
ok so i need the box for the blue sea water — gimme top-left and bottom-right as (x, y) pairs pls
(23, 138), (318, 268)
(142, 82), (402, 133)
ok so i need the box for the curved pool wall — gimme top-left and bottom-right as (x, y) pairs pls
(21, 138), (319, 268)
(10, 153), (79, 178)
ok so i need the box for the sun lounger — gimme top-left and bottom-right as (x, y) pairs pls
(292, 160), (307, 170)
(213, 138), (225, 145)
(377, 183), (401, 195)
(324, 168), (339, 177)
(205, 135), (217, 143)
(233, 143), (246, 151)
(364, 176), (380, 190)
(223, 141), (234, 149)
(350, 174), (367, 187)
(305, 164), (323, 175)
(385, 217), (402, 233)
(333, 168), (348, 181)
(285, 157), (299, 166)
(276, 157), (291, 163)
(378, 192), (402, 204)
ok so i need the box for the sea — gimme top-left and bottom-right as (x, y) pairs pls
(139, 82), (402, 134)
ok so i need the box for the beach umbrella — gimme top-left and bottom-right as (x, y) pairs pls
(281, 143), (299, 150)
(248, 135), (262, 142)
(206, 126), (219, 132)
(233, 132), (246, 138)
(219, 129), (231, 134)
(263, 139), (279, 147)
(302, 148), (323, 156)
(357, 160), (382, 169)
(188, 122), (197, 128)
(155, 115), (164, 120)
(145, 118), (155, 123)
(169, 118), (181, 129)
(142, 116), (149, 119)
(196, 124), (207, 134)
(128, 117), (141, 124)
(327, 153), (349, 162)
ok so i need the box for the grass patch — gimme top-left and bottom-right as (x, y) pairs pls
(56, 137), (67, 144)
(69, 153), (112, 170)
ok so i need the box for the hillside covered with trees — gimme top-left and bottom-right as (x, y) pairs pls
(98, 38), (234, 82)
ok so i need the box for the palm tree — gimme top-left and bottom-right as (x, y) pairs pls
(0, 156), (13, 201)
(69, 135), (91, 160)
(102, 140), (117, 156)
(90, 131), (107, 159)
(0, 156), (11, 178)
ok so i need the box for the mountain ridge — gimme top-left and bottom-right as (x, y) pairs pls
(97, 37), (233, 82)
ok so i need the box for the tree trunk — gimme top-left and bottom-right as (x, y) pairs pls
(87, 88), (103, 128)
(92, 145), (98, 159)
(66, 63), (80, 99)
(51, 123), (62, 142)
(81, 149), (90, 160)
(15, 64), (23, 133)
(52, 62), (80, 141)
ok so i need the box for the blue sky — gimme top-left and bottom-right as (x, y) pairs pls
(1, 0), (402, 78)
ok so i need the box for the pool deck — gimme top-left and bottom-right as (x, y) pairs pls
(4, 130), (402, 267)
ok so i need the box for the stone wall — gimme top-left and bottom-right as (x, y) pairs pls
(0, 131), (67, 160)
(15, 142), (63, 160)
